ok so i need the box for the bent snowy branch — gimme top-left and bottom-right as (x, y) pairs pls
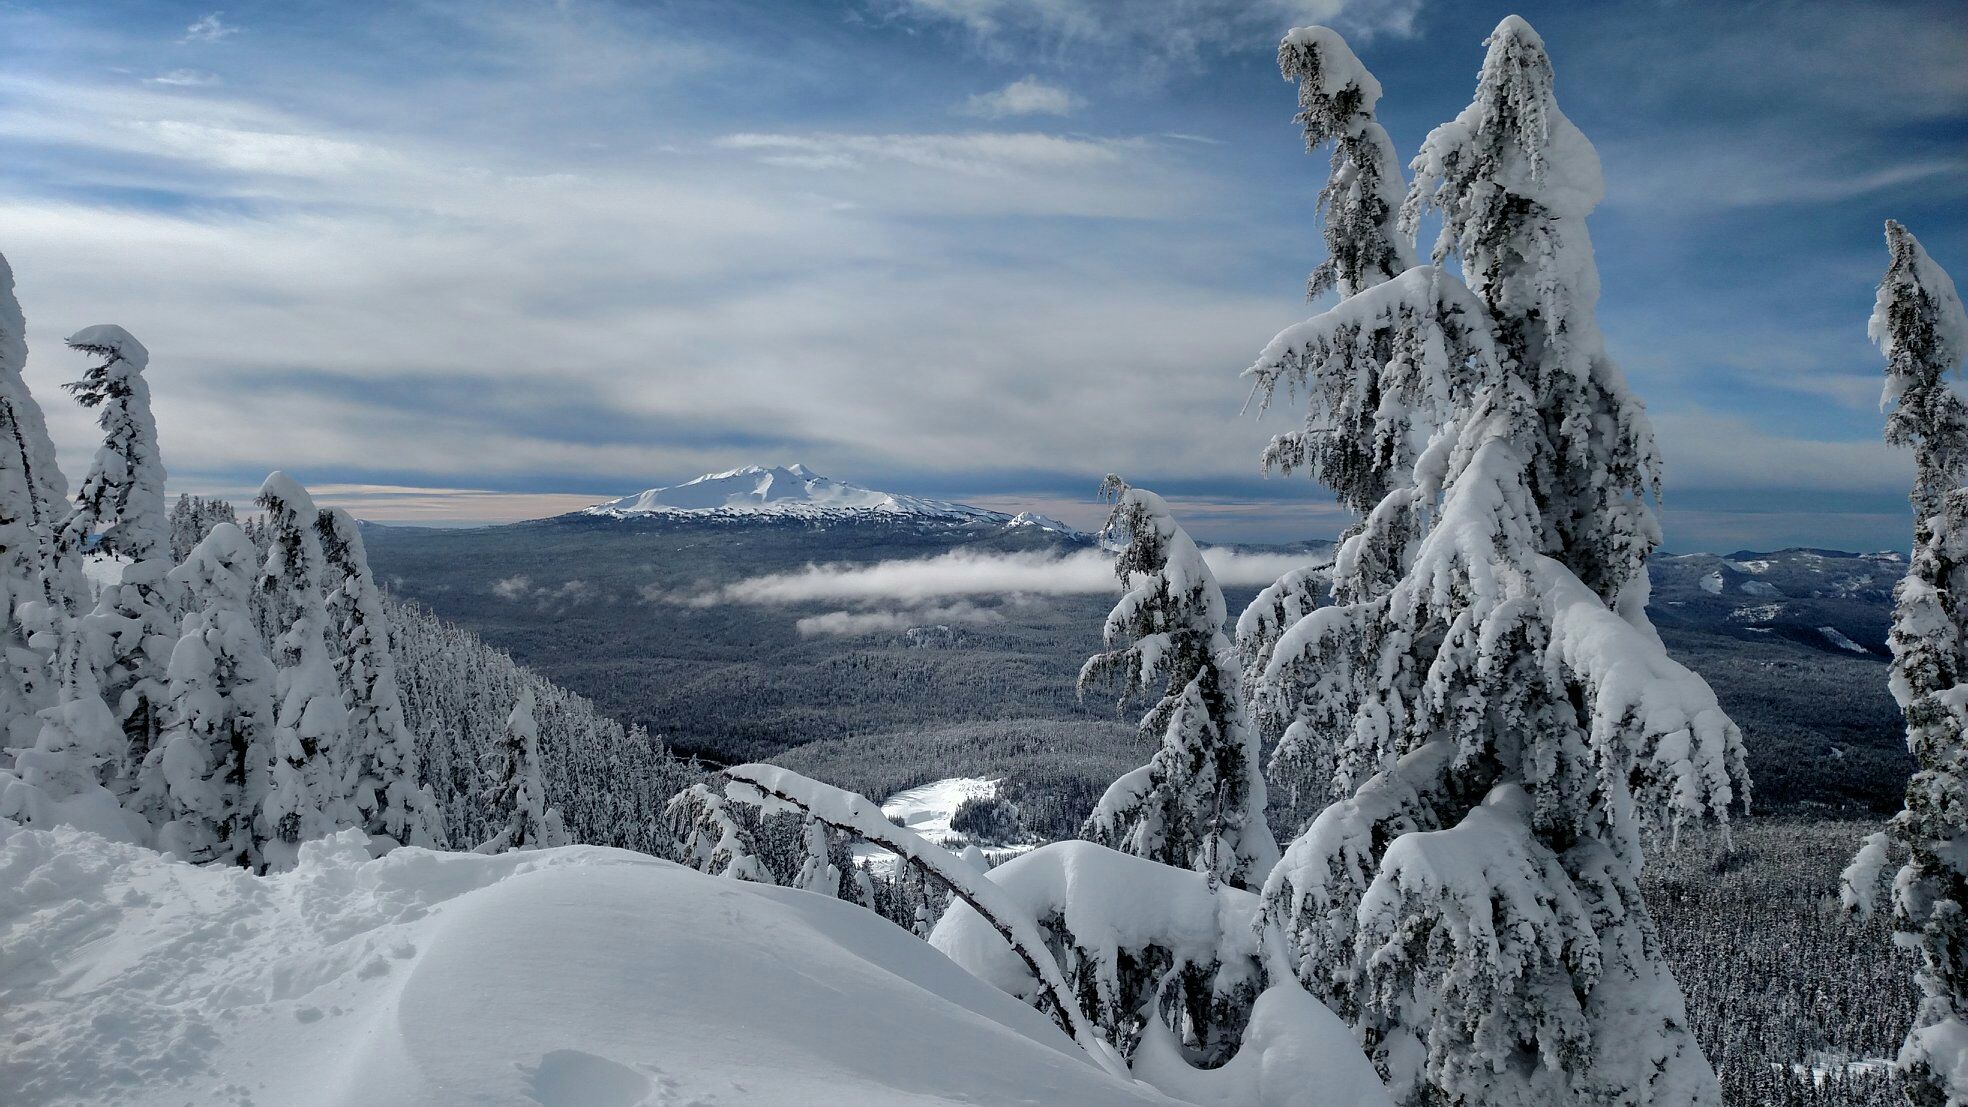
(719, 762), (1129, 1081)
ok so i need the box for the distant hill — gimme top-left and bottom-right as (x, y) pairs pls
(363, 511), (1912, 824)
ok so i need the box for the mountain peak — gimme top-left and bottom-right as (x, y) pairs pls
(584, 465), (996, 521)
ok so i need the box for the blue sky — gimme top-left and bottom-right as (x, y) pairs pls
(1, 0), (1962, 549)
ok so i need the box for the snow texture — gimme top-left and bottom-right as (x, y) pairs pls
(0, 822), (1178, 1106)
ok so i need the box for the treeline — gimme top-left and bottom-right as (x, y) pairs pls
(388, 595), (695, 854)
(1642, 820), (1912, 1106)
(0, 252), (693, 868)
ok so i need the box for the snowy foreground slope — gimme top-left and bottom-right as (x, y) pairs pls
(0, 824), (1185, 1107)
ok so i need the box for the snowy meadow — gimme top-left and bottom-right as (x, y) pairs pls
(4, 8), (1966, 1107)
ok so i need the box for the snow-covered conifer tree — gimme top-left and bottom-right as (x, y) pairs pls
(1402, 17), (1659, 610)
(1079, 475), (1276, 892)
(793, 815), (846, 897)
(149, 523), (277, 866)
(1249, 22), (1745, 1105)
(318, 506), (441, 849)
(1278, 26), (1416, 303)
(56, 326), (169, 567)
(0, 620), (145, 840)
(56, 326), (178, 804)
(256, 472), (352, 869)
(667, 781), (772, 881)
(478, 687), (567, 852)
(1842, 221), (1968, 1106)
(0, 250), (70, 753)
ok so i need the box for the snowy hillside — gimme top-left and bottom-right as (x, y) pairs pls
(0, 823), (1179, 1107)
(853, 777), (1037, 872)
(585, 464), (1021, 524)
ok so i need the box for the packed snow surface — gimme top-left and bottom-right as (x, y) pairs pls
(585, 464), (1003, 522)
(0, 823), (1180, 1106)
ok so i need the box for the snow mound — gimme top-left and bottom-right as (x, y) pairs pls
(0, 823), (1176, 1106)
(1131, 985), (1391, 1107)
(930, 841), (1389, 1107)
(585, 464), (1003, 522)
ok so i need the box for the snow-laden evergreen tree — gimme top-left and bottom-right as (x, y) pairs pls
(318, 506), (441, 849)
(256, 472), (352, 869)
(1248, 21), (1745, 1105)
(56, 326), (178, 805)
(0, 613), (146, 840)
(1841, 221), (1968, 1107)
(1078, 475), (1276, 892)
(668, 781), (772, 881)
(0, 250), (70, 753)
(55, 327), (169, 566)
(790, 814), (875, 905)
(795, 815), (838, 893)
(1402, 17), (1660, 611)
(477, 686), (568, 852)
(1279, 26), (1416, 302)
(149, 522), (277, 866)
(1259, 28), (1425, 524)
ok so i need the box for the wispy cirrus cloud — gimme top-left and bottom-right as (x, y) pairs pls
(0, 0), (1959, 553)
(180, 11), (239, 45)
(880, 0), (1423, 66)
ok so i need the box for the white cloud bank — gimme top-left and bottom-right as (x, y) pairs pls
(676, 545), (1320, 636)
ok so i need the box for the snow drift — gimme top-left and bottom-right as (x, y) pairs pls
(0, 823), (1178, 1106)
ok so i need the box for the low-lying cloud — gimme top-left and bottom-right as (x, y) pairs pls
(796, 601), (1006, 638)
(712, 546), (1316, 606)
(674, 546), (1317, 637)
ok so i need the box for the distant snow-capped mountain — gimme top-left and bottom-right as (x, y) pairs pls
(583, 465), (1065, 530)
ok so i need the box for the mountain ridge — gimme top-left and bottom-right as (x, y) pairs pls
(577, 464), (1092, 538)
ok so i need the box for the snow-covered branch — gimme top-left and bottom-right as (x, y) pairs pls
(719, 762), (1130, 1081)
